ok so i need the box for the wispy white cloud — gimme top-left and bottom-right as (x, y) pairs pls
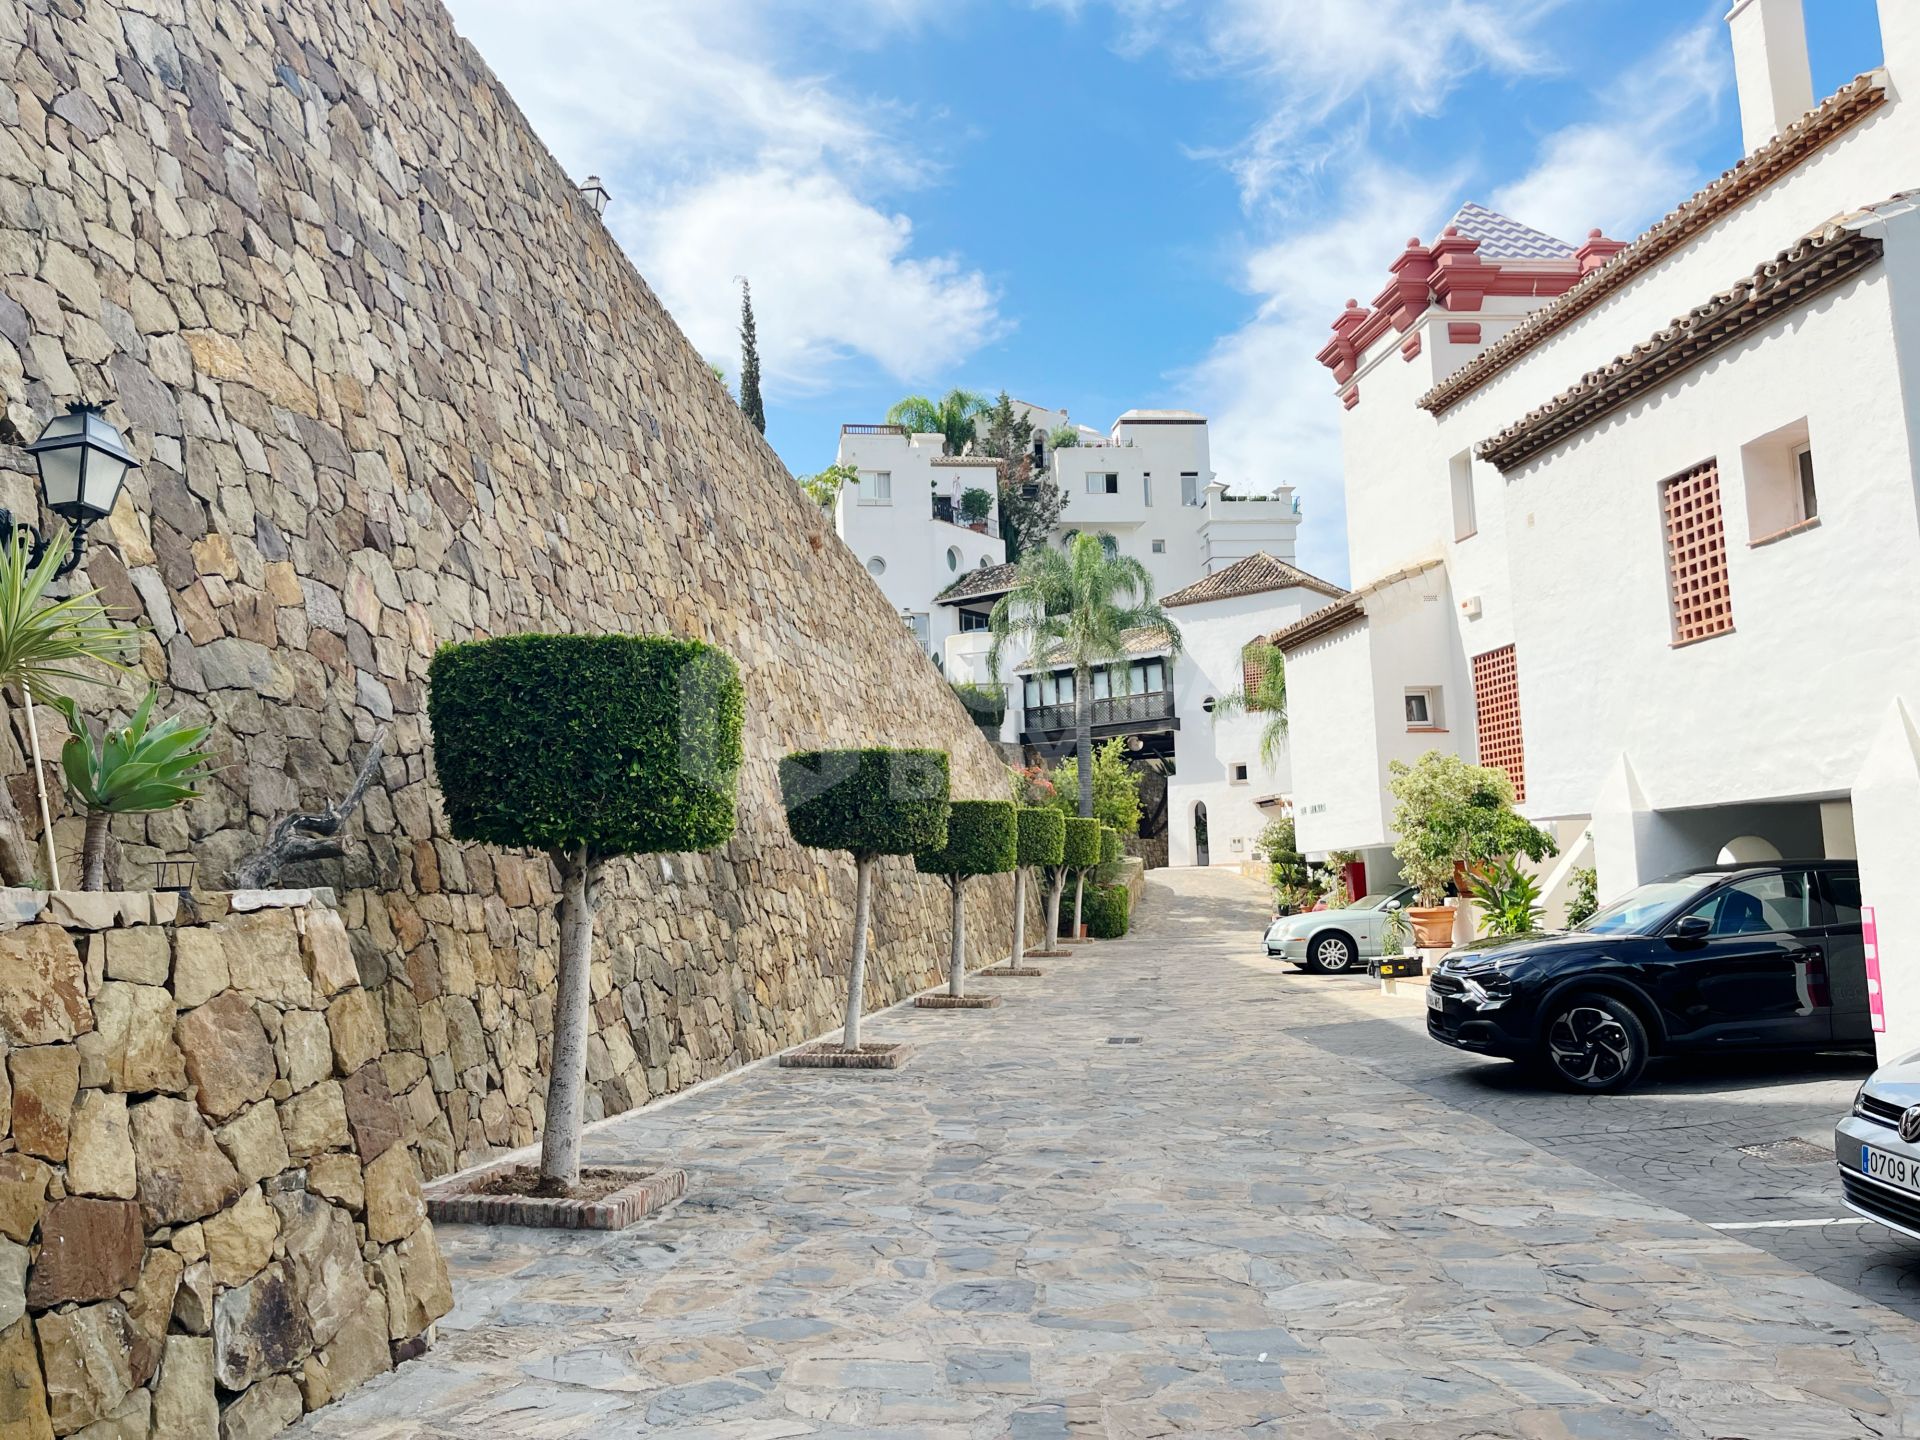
(442, 0), (995, 391)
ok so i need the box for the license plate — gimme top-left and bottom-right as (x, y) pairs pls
(1427, 987), (1444, 1011)
(1862, 1144), (1920, 1194)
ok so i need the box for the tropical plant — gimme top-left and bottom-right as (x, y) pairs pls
(1047, 424), (1080, 450)
(886, 388), (989, 455)
(1388, 751), (1556, 906)
(1566, 864), (1600, 928)
(988, 533), (1181, 820)
(959, 487), (993, 524)
(50, 686), (212, 891)
(1468, 855), (1546, 938)
(1381, 902), (1410, 957)
(429, 633), (744, 1192)
(975, 392), (1066, 562)
(1007, 806), (1064, 967)
(0, 526), (140, 887)
(1209, 640), (1288, 768)
(780, 748), (950, 1046)
(800, 462), (859, 509)
(738, 279), (766, 434)
(914, 799), (1017, 999)
(1044, 737), (1143, 835)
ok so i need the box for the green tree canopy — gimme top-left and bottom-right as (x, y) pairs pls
(1045, 737), (1144, 835)
(738, 279), (766, 434)
(1388, 751), (1556, 904)
(886, 388), (989, 455)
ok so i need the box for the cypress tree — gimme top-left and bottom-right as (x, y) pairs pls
(739, 279), (766, 434)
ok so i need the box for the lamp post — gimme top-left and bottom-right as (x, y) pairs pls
(12, 402), (140, 888)
(17, 402), (139, 577)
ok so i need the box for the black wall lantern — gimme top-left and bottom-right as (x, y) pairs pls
(16, 402), (139, 576)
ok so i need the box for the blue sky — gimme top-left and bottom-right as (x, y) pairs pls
(442, 0), (1886, 582)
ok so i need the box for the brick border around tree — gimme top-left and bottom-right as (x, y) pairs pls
(914, 994), (1002, 1010)
(779, 1042), (914, 1070)
(423, 1162), (687, 1230)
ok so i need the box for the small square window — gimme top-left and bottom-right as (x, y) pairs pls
(1151, 539), (1166, 554)
(1230, 763), (1250, 783)
(1740, 421), (1818, 544)
(859, 470), (892, 505)
(1405, 687), (1443, 729)
(1086, 473), (1119, 495)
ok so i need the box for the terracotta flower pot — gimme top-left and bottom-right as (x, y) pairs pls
(1409, 905), (1456, 949)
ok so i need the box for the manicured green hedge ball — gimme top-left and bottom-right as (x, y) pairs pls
(780, 748), (950, 857)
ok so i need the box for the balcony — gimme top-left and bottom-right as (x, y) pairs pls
(842, 423), (906, 436)
(1024, 689), (1175, 738)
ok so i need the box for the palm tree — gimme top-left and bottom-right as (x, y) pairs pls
(988, 533), (1181, 822)
(886, 388), (990, 455)
(1210, 639), (1288, 767)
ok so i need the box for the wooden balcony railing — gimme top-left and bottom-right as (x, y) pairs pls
(1025, 690), (1174, 735)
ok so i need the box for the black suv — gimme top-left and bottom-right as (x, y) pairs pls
(1426, 861), (1870, 1093)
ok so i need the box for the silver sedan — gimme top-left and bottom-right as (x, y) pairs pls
(1836, 1049), (1920, 1241)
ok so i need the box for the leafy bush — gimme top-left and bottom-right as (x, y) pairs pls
(781, 748), (950, 857)
(1016, 806), (1064, 867)
(1099, 826), (1123, 864)
(1086, 884), (1130, 938)
(1062, 816), (1101, 870)
(430, 634), (743, 855)
(1388, 751), (1555, 904)
(1469, 856), (1545, 937)
(951, 682), (1006, 729)
(1045, 737), (1143, 834)
(959, 487), (993, 523)
(916, 799), (1016, 878)
(1566, 864), (1599, 928)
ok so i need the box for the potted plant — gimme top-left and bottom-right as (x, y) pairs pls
(960, 487), (993, 531)
(1388, 752), (1556, 950)
(1467, 856), (1546, 938)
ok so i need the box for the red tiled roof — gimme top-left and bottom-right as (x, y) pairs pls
(1160, 552), (1347, 608)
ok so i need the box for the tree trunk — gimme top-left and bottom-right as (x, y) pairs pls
(949, 878), (966, 997)
(80, 811), (109, 892)
(0, 697), (38, 886)
(1045, 867), (1064, 949)
(843, 853), (874, 1049)
(538, 845), (595, 1193)
(1075, 664), (1094, 818)
(1072, 871), (1085, 940)
(1010, 867), (1026, 968)
(19, 683), (57, 890)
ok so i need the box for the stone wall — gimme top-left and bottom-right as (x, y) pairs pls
(0, 0), (1028, 1180)
(0, 889), (451, 1438)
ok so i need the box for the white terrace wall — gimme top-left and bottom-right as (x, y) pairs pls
(0, 0), (1029, 1184)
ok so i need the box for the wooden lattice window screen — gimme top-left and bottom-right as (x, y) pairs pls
(1662, 461), (1734, 644)
(1472, 644), (1525, 804)
(1241, 643), (1271, 709)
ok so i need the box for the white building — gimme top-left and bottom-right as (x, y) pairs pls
(833, 425), (1006, 665)
(1279, 0), (1920, 1051)
(1159, 555), (1347, 869)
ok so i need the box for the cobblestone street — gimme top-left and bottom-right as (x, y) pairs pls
(300, 868), (1920, 1438)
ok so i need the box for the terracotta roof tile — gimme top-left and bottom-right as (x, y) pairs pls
(1160, 552), (1347, 608)
(935, 561), (1017, 604)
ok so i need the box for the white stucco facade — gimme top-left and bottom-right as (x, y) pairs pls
(1281, 0), (1920, 1056)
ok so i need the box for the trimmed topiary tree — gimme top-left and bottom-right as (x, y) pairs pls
(1087, 883), (1131, 939)
(1006, 806), (1064, 969)
(915, 800), (1017, 999)
(1059, 816), (1101, 945)
(429, 633), (743, 1192)
(781, 748), (950, 1048)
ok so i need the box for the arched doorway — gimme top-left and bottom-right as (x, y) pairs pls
(1717, 835), (1783, 864)
(1194, 802), (1210, 867)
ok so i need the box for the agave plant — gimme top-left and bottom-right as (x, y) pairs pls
(1468, 855), (1546, 938)
(0, 527), (140, 886)
(50, 686), (211, 891)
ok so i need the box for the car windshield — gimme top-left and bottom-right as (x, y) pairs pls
(1356, 892), (1401, 910)
(1576, 877), (1708, 936)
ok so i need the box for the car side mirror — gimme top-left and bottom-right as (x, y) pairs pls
(1671, 915), (1711, 942)
(1384, 901), (1401, 911)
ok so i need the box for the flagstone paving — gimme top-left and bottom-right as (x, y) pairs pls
(298, 868), (1920, 1438)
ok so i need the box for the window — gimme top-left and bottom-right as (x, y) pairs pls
(1230, 763), (1250, 784)
(904, 612), (930, 651)
(1471, 644), (1525, 803)
(1241, 643), (1276, 708)
(1823, 869), (1861, 926)
(1151, 539), (1166, 554)
(1449, 450), (1477, 540)
(866, 557), (886, 576)
(1404, 687), (1443, 729)
(1681, 871), (1818, 935)
(1143, 474), (1153, 506)
(958, 608), (991, 633)
(1740, 420), (1818, 544)
(859, 470), (892, 505)
(946, 546), (961, 572)
(1662, 460), (1734, 643)
(1086, 473), (1119, 495)
(1180, 473), (1200, 506)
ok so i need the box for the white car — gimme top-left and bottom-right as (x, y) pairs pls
(1263, 888), (1415, 975)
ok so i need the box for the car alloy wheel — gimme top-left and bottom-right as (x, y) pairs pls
(1311, 933), (1356, 974)
(1542, 993), (1648, 1093)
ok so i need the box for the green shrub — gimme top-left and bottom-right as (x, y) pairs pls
(1099, 827), (1123, 865)
(1016, 806), (1065, 867)
(1062, 816), (1101, 870)
(916, 799), (1016, 878)
(780, 748), (950, 856)
(430, 634), (743, 855)
(951, 681), (1006, 729)
(959, 487), (993, 523)
(1086, 884), (1130, 938)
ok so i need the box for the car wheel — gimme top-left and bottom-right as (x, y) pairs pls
(1309, 931), (1357, 974)
(1539, 993), (1649, 1094)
